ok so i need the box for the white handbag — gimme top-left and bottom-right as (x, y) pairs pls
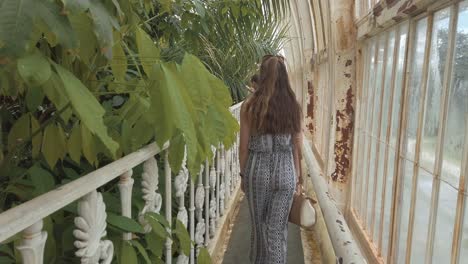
(288, 191), (317, 230)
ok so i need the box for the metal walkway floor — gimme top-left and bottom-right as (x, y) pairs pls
(222, 197), (305, 264)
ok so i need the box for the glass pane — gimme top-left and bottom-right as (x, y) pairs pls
(372, 35), (387, 137)
(354, 133), (366, 214)
(420, 8), (451, 172)
(373, 143), (387, 243)
(382, 149), (397, 259)
(360, 40), (377, 219)
(367, 139), (378, 231)
(380, 30), (396, 142)
(397, 160), (415, 263)
(390, 24), (409, 148)
(410, 168), (434, 263)
(441, 2), (468, 187)
(432, 182), (458, 262)
(460, 196), (468, 262)
(404, 18), (428, 159)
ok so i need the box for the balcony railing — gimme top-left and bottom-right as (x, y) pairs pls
(0, 102), (242, 264)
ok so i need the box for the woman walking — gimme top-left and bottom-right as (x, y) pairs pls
(239, 55), (303, 264)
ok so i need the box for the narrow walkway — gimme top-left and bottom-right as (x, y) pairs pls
(222, 196), (305, 264)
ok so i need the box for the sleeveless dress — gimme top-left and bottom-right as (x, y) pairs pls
(243, 133), (296, 264)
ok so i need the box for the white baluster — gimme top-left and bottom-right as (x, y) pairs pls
(164, 151), (172, 264)
(138, 157), (162, 233)
(74, 191), (113, 264)
(216, 149), (220, 225)
(195, 166), (205, 256)
(189, 172), (195, 264)
(209, 163), (216, 237)
(204, 160), (210, 246)
(219, 146), (226, 215)
(16, 220), (47, 264)
(225, 148), (232, 199)
(118, 170), (134, 241)
(175, 156), (189, 264)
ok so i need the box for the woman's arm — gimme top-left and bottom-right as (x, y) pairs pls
(293, 130), (303, 185)
(239, 104), (250, 176)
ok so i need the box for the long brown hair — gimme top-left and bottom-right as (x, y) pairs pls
(244, 55), (301, 135)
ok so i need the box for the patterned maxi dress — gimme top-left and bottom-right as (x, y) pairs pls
(243, 134), (296, 264)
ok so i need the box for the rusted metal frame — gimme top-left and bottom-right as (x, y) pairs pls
(360, 37), (380, 226)
(369, 31), (391, 241)
(311, 0), (324, 51)
(404, 13), (434, 264)
(377, 24), (403, 255)
(387, 15), (418, 264)
(353, 40), (375, 218)
(306, 0), (318, 52)
(452, 119), (468, 264)
(348, 209), (385, 264)
(425, 4), (458, 263)
(317, 0), (328, 47)
(324, 0), (335, 177)
(349, 100), (361, 215)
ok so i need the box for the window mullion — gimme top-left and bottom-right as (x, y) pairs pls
(404, 14), (434, 264)
(378, 25), (402, 253)
(370, 31), (391, 240)
(425, 4), (459, 263)
(387, 20), (413, 264)
(361, 38), (380, 227)
(452, 120), (468, 264)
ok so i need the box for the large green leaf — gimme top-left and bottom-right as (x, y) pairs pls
(136, 27), (160, 76)
(61, 0), (91, 13)
(35, 0), (77, 49)
(145, 233), (164, 257)
(68, 13), (98, 66)
(30, 115), (42, 159)
(67, 124), (82, 164)
(129, 240), (151, 264)
(41, 123), (66, 168)
(28, 164), (55, 196)
(0, 0), (79, 57)
(197, 247), (212, 264)
(81, 123), (98, 166)
(149, 61), (198, 174)
(89, 0), (119, 58)
(0, 0), (33, 57)
(17, 51), (51, 86)
(120, 241), (138, 264)
(7, 114), (30, 151)
(111, 31), (127, 82)
(107, 213), (145, 233)
(52, 63), (119, 157)
(145, 214), (170, 238)
(40, 72), (73, 123)
(173, 219), (191, 256)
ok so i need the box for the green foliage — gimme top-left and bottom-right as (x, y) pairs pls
(0, 0), (286, 262)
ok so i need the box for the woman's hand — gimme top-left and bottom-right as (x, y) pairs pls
(295, 178), (304, 194)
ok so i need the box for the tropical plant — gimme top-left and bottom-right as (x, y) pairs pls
(0, 0), (237, 263)
(144, 0), (289, 102)
(0, 0), (288, 262)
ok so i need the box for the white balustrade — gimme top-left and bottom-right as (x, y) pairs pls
(16, 221), (47, 264)
(118, 170), (134, 241)
(139, 157), (162, 233)
(74, 190), (114, 264)
(0, 102), (243, 264)
(194, 165), (205, 256)
(204, 160), (210, 245)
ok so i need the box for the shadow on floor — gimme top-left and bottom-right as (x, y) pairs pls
(222, 197), (305, 264)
